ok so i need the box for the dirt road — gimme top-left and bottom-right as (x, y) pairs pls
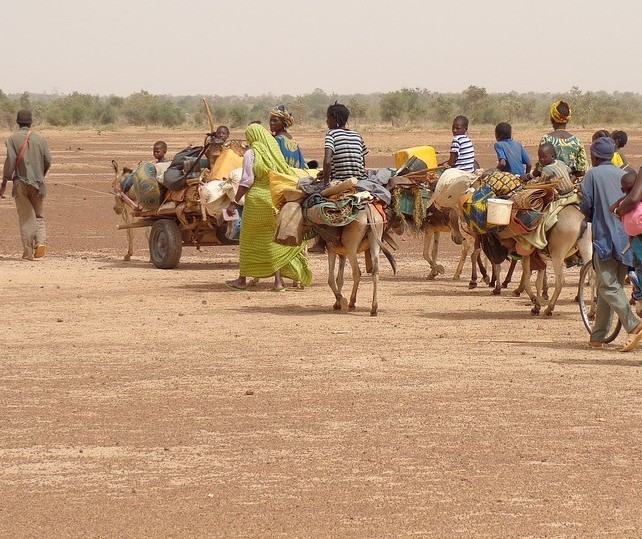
(0, 128), (641, 537)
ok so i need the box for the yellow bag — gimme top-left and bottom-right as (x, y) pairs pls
(209, 148), (243, 180)
(268, 170), (299, 209)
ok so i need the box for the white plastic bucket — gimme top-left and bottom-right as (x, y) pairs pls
(486, 198), (513, 225)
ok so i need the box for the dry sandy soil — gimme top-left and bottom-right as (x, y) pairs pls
(1, 127), (642, 538)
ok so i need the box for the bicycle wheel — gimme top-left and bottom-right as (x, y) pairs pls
(578, 261), (621, 343)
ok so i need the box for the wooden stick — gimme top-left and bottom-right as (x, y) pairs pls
(202, 98), (215, 133)
(117, 220), (157, 230)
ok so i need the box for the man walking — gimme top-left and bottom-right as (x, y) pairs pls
(1, 110), (52, 260)
(580, 136), (642, 352)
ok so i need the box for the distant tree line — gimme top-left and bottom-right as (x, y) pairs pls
(1, 86), (641, 130)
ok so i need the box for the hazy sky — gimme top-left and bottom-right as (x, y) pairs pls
(3, 0), (641, 97)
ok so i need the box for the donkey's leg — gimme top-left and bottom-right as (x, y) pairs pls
(347, 249), (362, 311)
(123, 211), (134, 261)
(423, 227), (440, 280)
(454, 239), (469, 280)
(502, 259), (517, 289)
(327, 249), (343, 310)
(368, 222), (383, 317)
(542, 267), (549, 300)
(491, 263), (502, 295)
(522, 256), (541, 315)
(469, 241), (480, 288)
(544, 259), (565, 317)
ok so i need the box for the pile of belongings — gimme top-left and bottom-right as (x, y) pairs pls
(271, 168), (393, 247)
(457, 169), (580, 258)
(128, 138), (246, 212)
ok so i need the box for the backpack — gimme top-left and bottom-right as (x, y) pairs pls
(163, 146), (203, 191)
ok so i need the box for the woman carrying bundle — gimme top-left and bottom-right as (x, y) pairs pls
(225, 124), (312, 292)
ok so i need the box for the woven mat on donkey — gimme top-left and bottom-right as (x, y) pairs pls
(511, 186), (556, 211)
(480, 171), (522, 197)
(459, 185), (504, 235)
(303, 195), (363, 227)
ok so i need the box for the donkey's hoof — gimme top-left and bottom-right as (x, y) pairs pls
(492, 288), (501, 296)
(370, 310), (378, 317)
(468, 281), (478, 289)
(333, 302), (342, 311)
(348, 303), (356, 311)
(436, 264), (445, 275)
(483, 276), (491, 285)
(501, 282), (509, 289)
(427, 273), (437, 281)
(123, 254), (131, 261)
(544, 308), (553, 317)
(530, 307), (541, 316)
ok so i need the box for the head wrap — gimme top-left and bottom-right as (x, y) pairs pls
(269, 105), (294, 128)
(16, 109), (32, 125)
(245, 123), (292, 177)
(590, 136), (615, 160)
(550, 100), (571, 124)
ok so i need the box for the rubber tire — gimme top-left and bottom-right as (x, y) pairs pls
(578, 261), (621, 343)
(149, 219), (182, 269)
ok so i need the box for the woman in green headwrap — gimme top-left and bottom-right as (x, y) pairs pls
(539, 100), (588, 178)
(225, 123), (312, 292)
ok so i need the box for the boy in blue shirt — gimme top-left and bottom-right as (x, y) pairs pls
(494, 122), (531, 175)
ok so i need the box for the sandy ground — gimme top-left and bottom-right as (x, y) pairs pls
(1, 128), (642, 537)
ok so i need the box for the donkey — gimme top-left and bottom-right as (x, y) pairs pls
(521, 205), (592, 316)
(325, 204), (396, 317)
(423, 207), (491, 288)
(111, 160), (149, 261)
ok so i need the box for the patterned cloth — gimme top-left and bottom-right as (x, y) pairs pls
(275, 134), (307, 169)
(131, 162), (162, 210)
(238, 124), (312, 285)
(460, 185), (504, 235)
(540, 133), (588, 175)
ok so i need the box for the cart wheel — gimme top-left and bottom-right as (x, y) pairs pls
(578, 261), (621, 343)
(149, 219), (182, 269)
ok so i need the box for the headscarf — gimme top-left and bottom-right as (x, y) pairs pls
(550, 100), (571, 124)
(245, 123), (292, 178)
(269, 105), (294, 128)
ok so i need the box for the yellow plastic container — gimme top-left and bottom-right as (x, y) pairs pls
(394, 146), (438, 170)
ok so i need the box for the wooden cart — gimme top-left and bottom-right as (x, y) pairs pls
(118, 198), (239, 269)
